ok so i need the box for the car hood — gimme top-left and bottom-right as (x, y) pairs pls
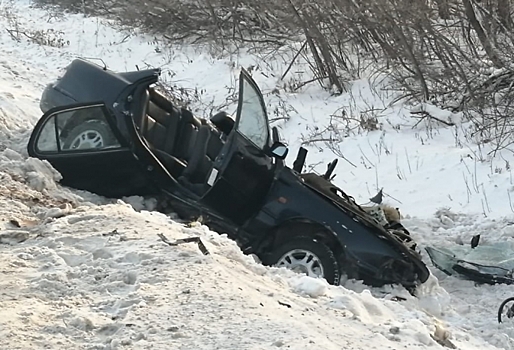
(51, 59), (160, 106)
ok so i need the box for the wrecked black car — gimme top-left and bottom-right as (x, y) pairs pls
(28, 59), (429, 288)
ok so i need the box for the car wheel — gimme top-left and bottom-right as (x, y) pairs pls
(62, 120), (114, 150)
(498, 296), (514, 323)
(269, 236), (340, 285)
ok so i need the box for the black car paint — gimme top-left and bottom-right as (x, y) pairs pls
(29, 59), (430, 288)
(41, 60), (160, 113)
(201, 132), (276, 225)
(236, 169), (426, 286)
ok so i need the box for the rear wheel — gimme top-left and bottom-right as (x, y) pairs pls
(268, 236), (340, 285)
(62, 120), (115, 150)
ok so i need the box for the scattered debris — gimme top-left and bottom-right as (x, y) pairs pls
(471, 234), (480, 249)
(9, 219), (21, 228)
(0, 230), (30, 244)
(157, 233), (209, 255)
(431, 325), (456, 349)
(9, 218), (38, 228)
(369, 188), (383, 204)
(389, 326), (400, 334)
(43, 203), (72, 219)
(390, 296), (407, 302)
(186, 216), (203, 228)
(102, 229), (119, 236)
(278, 301), (292, 308)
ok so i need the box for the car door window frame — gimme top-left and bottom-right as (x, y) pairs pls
(31, 102), (128, 156)
(234, 70), (271, 151)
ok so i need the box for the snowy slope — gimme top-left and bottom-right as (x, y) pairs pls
(0, 1), (513, 349)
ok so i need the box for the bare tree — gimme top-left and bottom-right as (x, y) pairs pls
(30, 0), (514, 155)
(462, 0), (504, 68)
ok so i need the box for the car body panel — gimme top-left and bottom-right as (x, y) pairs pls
(201, 70), (275, 224)
(29, 58), (430, 288)
(28, 102), (160, 197)
(237, 168), (427, 285)
(40, 59), (160, 113)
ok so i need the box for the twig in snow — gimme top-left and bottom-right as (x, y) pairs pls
(382, 191), (403, 205)
(280, 40), (307, 81)
(5, 28), (20, 42)
(508, 191), (514, 213)
(410, 111), (455, 127)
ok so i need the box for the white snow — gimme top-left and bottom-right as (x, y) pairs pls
(0, 1), (513, 349)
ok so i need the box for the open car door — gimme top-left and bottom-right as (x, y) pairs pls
(27, 103), (159, 197)
(201, 69), (281, 224)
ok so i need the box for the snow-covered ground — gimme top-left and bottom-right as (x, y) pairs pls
(1, 1), (514, 349)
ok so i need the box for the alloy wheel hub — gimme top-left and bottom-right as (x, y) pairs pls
(276, 249), (324, 278)
(69, 130), (104, 149)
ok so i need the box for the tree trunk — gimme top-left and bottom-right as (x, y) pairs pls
(497, 0), (511, 29)
(286, 0), (345, 92)
(461, 0), (504, 68)
(434, 0), (451, 19)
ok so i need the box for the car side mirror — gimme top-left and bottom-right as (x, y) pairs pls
(269, 141), (288, 159)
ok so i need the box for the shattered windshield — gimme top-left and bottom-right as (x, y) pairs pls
(426, 244), (514, 284)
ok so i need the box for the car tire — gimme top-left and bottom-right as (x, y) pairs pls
(268, 236), (340, 285)
(498, 296), (514, 323)
(62, 120), (115, 150)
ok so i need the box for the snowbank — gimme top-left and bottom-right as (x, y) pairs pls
(0, 1), (511, 349)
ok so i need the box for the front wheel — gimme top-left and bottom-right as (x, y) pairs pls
(268, 236), (340, 285)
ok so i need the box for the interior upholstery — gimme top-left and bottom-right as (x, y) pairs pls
(137, 87), (226, 193)
(181, 125), (211, 182)
(174, 108), (201, 161)
(145, 101), (179, 155)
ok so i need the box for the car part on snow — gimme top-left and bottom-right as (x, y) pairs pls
(369, 189), (384, 204)
(426, 246), (514, 285)
(471, 234), (480, 249)
(277, 300), (292, 308)
(158, 233), (210, 255)
(269, 236), (340, 285)
(430, 325), (457, 349)
(498, 296), (514, 323)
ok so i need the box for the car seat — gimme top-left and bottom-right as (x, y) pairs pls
(179, 125), (213, 194)
(210, 111), (234, 137)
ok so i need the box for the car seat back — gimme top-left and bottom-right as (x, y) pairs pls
(134, 89), (151, 133)
(144, 101), (179, 154)
(135, 89), (186, 177)
(147, 88), (203, 162)
(139, 88), (226, 191)
(174, 108), (202, 161)
(206, 126), (224, 160)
